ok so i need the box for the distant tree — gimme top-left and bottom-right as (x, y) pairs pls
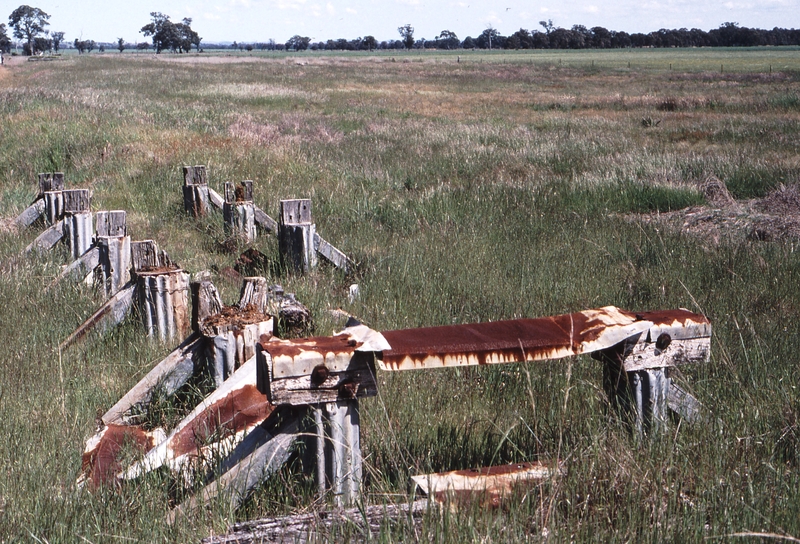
(363, 35), (377, 51)
(285, 35), (310, 51)
(136, 41), (149, 51)
(140, 12), (197, 53)
(539, 19), (555, 35)
(398, 24), (414, 49)
(98, 43), (105, 52)
(436, 30), (459, 49)
(0, 23), (12, 54)
(9, 5), (50, 56)
(117, 37), (125, 53)
(86, 39), (95, 53)
(51, 30), (64, 52)
(245, 44), (253, 52)
(462, 36), (475, 49)
(476, 27), (502, 49)
(175, 17), (201, 52)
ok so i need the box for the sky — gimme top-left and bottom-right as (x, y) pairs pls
(5, 0), (799, 45)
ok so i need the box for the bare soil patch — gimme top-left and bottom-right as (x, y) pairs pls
(628, 177), (800, 244)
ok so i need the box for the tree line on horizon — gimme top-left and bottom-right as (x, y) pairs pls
(3, 4), (800, 57)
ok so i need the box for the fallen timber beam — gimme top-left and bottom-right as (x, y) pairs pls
(169, 405), (301, 523)
(101, 332), (204, 426)
(14, 198), (45, 229)
(314, 232), (354, 273)
(60, 281), (136, 350)
(47, 246), (100, 290)
(24, 219), (64, 254)
(201, 499), (430, 544)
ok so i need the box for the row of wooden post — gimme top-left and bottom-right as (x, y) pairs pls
(183, 165), (351, 274)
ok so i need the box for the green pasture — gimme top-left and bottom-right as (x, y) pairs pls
(0, 48), (799, 542)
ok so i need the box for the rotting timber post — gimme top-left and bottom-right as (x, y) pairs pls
(132, 240), (190, 343)
(278, 199), (316, 273)
(224, 181), (257, 243)
(182, 165), (210, 217)
(96, 210), (130, 297)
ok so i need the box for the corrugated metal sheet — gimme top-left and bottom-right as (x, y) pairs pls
(65, 212), (94, 260)
(137, 270), (190, 342)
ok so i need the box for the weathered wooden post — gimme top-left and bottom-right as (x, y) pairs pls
(193, 275), (273, 388)
(62, 189), (93, 260)
(257, 325), (386, 506)
(595, 314), (712, 438)
(132, 240), (190, 343)
(223, 181), (257, 243)
(182, 165), (210, 217)
(278, 199), (317, 273)
(96, 210), (131, 297)
(40, 172), (65, 225)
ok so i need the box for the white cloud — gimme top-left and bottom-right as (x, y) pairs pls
(202, 12), (222, 20)
(346, 7), (357, 14)
(584, 5), (599, 13)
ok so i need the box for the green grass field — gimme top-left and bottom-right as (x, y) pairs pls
(1, 47), (799, 542)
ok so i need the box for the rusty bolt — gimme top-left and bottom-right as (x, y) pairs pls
(339, 381), (359, 399)
(310, 365), (329, 386)
(655, 333), (672, 352)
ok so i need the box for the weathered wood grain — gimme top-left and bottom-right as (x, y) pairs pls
(201, 499), (429, 544)
(60, 281), (136, 350)
(24, 219), (64, 254)
(314, 232), (354, 273)
(102, 332), (203, 425)
(14, 199), (45, 228)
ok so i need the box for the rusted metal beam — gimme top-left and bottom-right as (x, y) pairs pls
(411, 461), (560, 508)
(77, 424), (166, 489)
(378, 307), (710, 371)
(119, 355), (274, 480)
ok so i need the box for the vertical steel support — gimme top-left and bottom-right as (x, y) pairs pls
(98, 236), (131, 297)
(314, 399), (361, 506)
(44, 191), (64, 225)
(604, 359), (669, 438)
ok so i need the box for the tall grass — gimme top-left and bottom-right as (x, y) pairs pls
(0, 49), (799, 541)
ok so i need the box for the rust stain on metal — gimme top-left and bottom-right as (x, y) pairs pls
(379, 307), (709, 371)
(80, 424), (160, 488)
(412, 461), (559, 509)
(170, 384), (274, 459)
(262, 334), (362, 359)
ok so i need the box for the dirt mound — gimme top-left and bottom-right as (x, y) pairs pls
(753, 183), (800, 216)
(702, 175), (737, 208)
(626, 178), (800, 244)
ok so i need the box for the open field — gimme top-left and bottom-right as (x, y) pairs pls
(0, 48), (799, 542)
